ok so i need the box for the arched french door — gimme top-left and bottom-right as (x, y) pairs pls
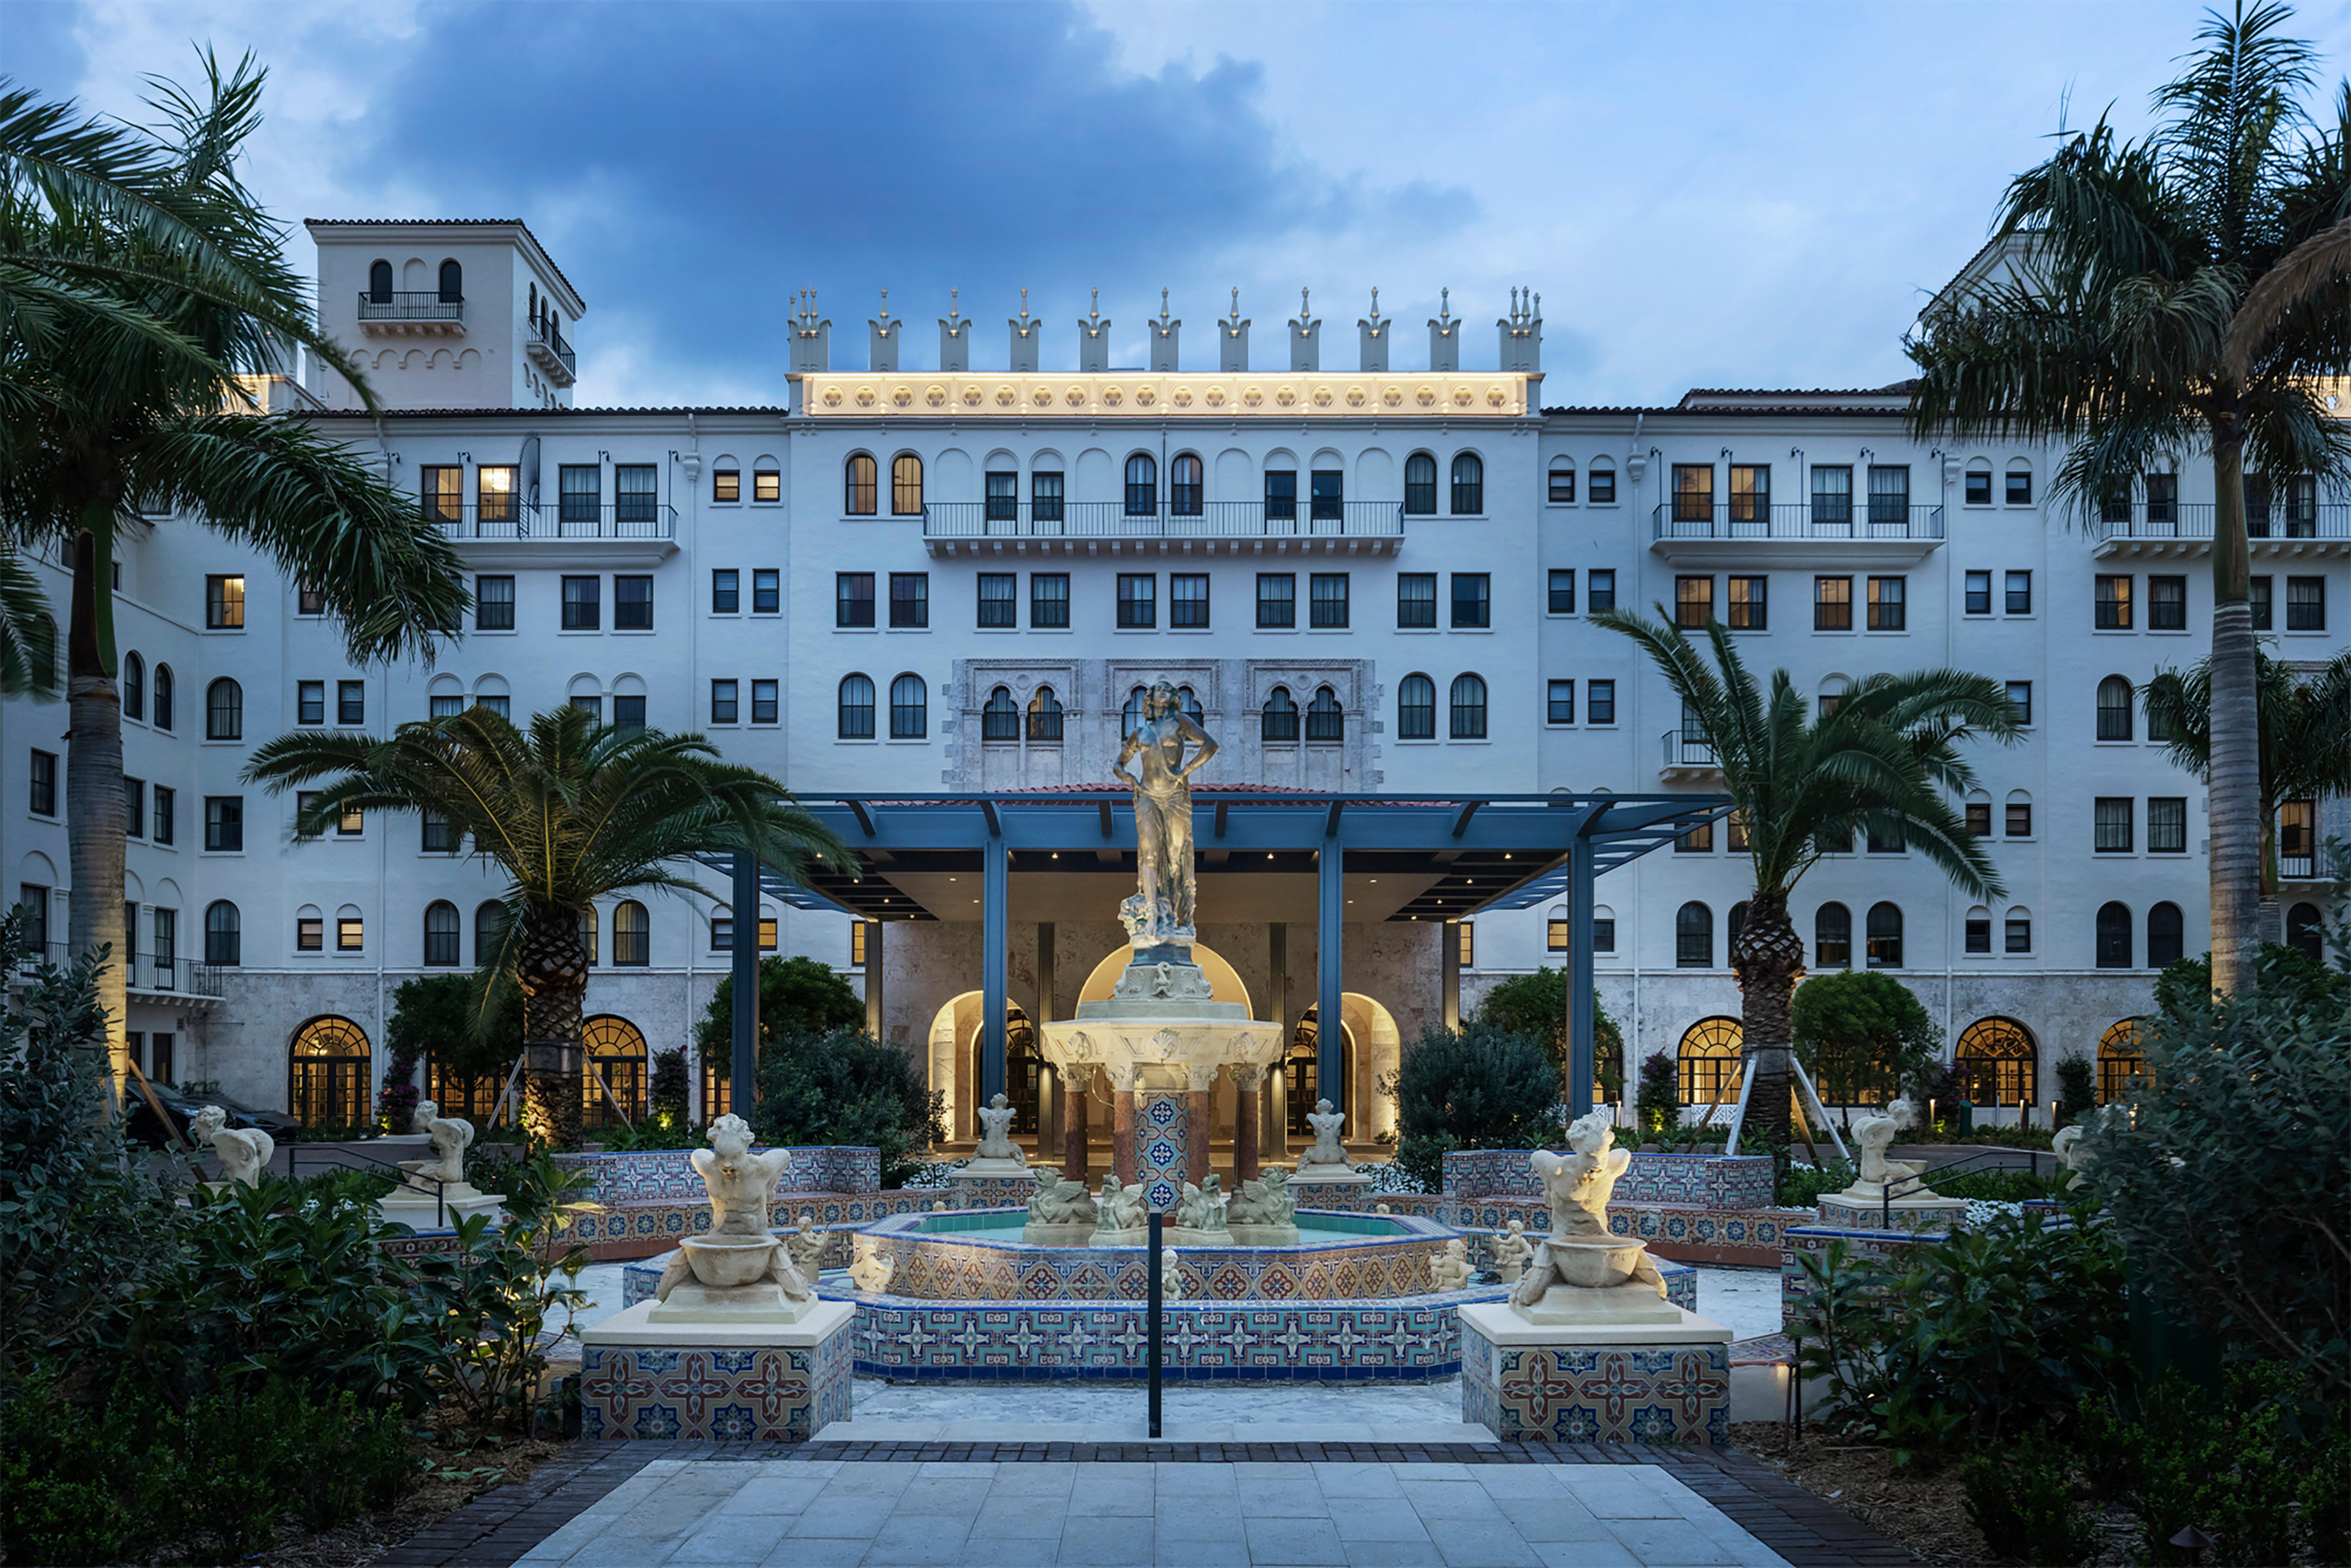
(583, 1015), (650, 1128)
(289, 1015), (372, 1131)
(968, 1004), (1040, 1134)
(1287, 1007), (1354, 1134)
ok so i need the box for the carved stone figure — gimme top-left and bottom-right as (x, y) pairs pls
(784, 1210), (829, 1275)
(1093, 1175), (1150, 1236)
(653, 1114), (810, 1310)
(1296, 1098), (1351, 1170)
(848, 1245), (895, 1294)
(1492, 1219), (1536, 1283)
(1226, 1168), (1295, 1228)
(1110, 682), (1218, 948)
(1509, 1111), (1669, 1308)
(1175, 1174), (1231, 1234)
(973, 1092), (1026, 1164)
(191, 1104), (273, 1187)
(1160, 1248), (1183, 1302)
(396, 1099), (475, 1191)
(1429, 1238), (1474, 1290)
(1026, 1176), (1099, 1227)
(1835, 1098), (1936, 1199)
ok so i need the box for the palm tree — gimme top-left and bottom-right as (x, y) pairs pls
(1594, 607), (2019, 1149)
(245, 705), (848, 1147)
(1906, 3), (2349, 995)
(2145, 648), (2351, 897)
(0, 57), (466, 1085)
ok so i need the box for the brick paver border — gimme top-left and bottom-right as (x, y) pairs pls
(381, 1437), (1913, 1568)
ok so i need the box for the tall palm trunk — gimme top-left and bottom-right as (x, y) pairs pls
(1730, 891), (1804, 1152)
(517, 904), (587, 1147)
(2206, 429), (2261, 995)
(65, 522), (127, 1093)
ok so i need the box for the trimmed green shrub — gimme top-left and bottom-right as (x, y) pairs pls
(1790, 970), (1939, 1113)
(1634, 1050), (1680, 1136)
(2054, 1053), (2095, 1124)
(650, 1044), (690, 1123)
(1473, 967), (1623, 1081)
(2154, 942), (2346, 1019)
(1959, 1432), (2097, 1567)
(696, 955), (866, 1063)
(750, 1025), (944, 1188)
(1776, 1159), (1854, 1208)
(1385, 1023), (1561, 1193)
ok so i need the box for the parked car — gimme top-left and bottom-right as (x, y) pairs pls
(125, 1084), (303, 1149)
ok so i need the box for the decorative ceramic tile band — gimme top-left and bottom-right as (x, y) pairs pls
(552, 1191), (937, 1252)
(579, 1329), (854, 1442)
(1134, 1087), (1191, 1211)
(1460, 1328), (1731, 1447)
(555, 1146), (881, 1204)
(1814, 1195), (1969, 1234)
(1443, 1149), (1776, 1210)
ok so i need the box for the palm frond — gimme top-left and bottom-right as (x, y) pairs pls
(0, 544), (57, 697)
(2226, 216), (2351, 384)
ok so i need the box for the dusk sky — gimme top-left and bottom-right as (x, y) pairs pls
(7, 2), (2345, 408)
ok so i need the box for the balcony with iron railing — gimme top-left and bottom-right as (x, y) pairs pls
(525, 314), (576, 383)
(9, 943), (221, 999)
(921, 498), (1405, 555)
(2090, 500), (2350, 554)
(1660, 729), (1720, 775)
(424, 501), (677, 543)
(1650, 499), (1946, 544)
(356, 291), (464, 334)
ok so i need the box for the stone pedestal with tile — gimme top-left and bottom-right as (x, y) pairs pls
(1817, 1192), (1966, 1233)
(1458, 1302), (1733, 1447)
(580, 1299), (856, 1441)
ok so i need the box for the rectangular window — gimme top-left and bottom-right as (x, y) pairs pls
(1867, 464), (1911, 528)
(152, 786), (173, 845)
(1965, 571), (1992, 616)
(1547, 917), (1567, 952)
(1457, 923), (1475, 968)
(2251, 576), (2273, 630)
(1964, 468), (1992, 506)
(2006, 468), (2033, 505)
(1450, 573), (1491, 629)
(1309, 573), (1349, 629)
(571, 696), (601, 722)
(1966, 917), (1992, 953)
(1866, 575), (1906, 631)
(1256, 573), (1296, 629)
(2149, 796), (2188, 854)
(984, 470), (1017, 522)
(421, 464), (462, 525)
(2006, 680), (2032, 726)
(1117, 574), (1155, 629)
(297, 916), (323, 952)
(614, 575), (653, 630)
(1814, 575), (1852, 630)
(2095, 797), (2134, 853)
(558, 464), (600, 522)
(1309, 470), (1343, 521)
(2145, 471), (2178, 525)
(1810, 465), (1853, 528)
(2007, 800), (2033, 838)
(1547, 680), (1575, 725)
(298, 581), (325, 615)
(1588, 680), (1616, 725)
(152, 910), (174, 980)
(561, 575), (600, 630)
(204, 795), (243, 852)
(1589, 466), (1616, 505)
(1587, 569), (1616, 612)
(754, 469), (780, 504)
(2006, 914), (2033, 954)
(1170, 573), (1210, 629)
(613, 694), (645, 730)
(978, 573), (1017, 628)
(2149, 574), (2188, 630)
(1729, 463), (1770, 525)
(205, 574), (245, 630)
(1264, 470), (1298, 522)
(614, 464), (659, 525)
(472, 573), (514, 632)
(470, 465), (516, 528)
(124, 776), (144, 839)
(836, 572), (874, 628)
(712, 569), (740, 614)
(850, 922), (869, 967)
(1548, 570), (1575, 615)
(1966, 801), (1992, 837)
(1677, 820), (1713, 853)
(752, 568), (780, 615)
(1031, 573), (1070, 628)
(1727, 575), (1768, 630)
(2096, 574), (2132, 629)
(710, 914), (733, 952)
(1671, 464), (1714, 524)
(2281, 799), (2316, 874)
(2006, 570), (2032, 616)
(711, 680), (739, 724)
(298, 680), (325, 726)
(752, 679), (778, 724)
(1674, 575), (1713, 628)
(17, 884), (48, 950)
(336, 803), (363, 837)
(1397, 573), (1437, 629)
(337, 916), (363, 952)
(712, 468), (741, 504)
(430, 695), (463, 719)
(423, 809), (457, 854)
(1868, 823), (1906, 854)
(2287, 576), (2326, 631)
(336, 680), (364, 725)
(1032, 471), (1065, 522)
(1593, 917), (1616, 953)
(888, 572), (929, 628)
(1548, 466), (1575, 504)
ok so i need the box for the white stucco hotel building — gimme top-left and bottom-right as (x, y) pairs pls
(5, 220), (2344, 1150)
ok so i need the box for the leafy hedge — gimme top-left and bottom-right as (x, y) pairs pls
(750, 1025), (944, 1188)
(1384, 1023), (1561, 1192)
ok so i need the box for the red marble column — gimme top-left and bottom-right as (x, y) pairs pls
(1187, 1083), (1213, 1189)
(1112, 1085), (1136, 1185)
(1063, 1079), (1090, 1181)
(1235, 1070), (1261, 1184)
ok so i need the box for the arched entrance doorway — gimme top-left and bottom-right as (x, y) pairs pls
(1288, 1006), (1355, 1133)
(1956, 1016), (2038, 1109)
(583, 1015), (649, 1128)
(1676, 1016), (1744, 1113)
(289, 1015), (372, 1131)
(968, 1003), (1040, 1134)
(2096, 1018), (2145, 1105)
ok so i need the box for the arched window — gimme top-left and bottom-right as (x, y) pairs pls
(289, 1015), (372, 1131)
(1306, 686), (1344, 744)
(1123, 686), (1150, 733)
(1677, 1016), (1742, 1106)
(1262, 686), (1299, 743)
(1124, 453), (1158, 516)
(844, 455), (878, 515)
(1169, 453), (1203, 516)
(2096, 901), (2132, 968)
(612, 901), (649, 966)
(1027, 686), (1063, 743)
(475, 901), (504, 965)
(1865, 902), (1903, 967)
(1449, 673), (1487, 739)
(121, 652), (144, 722)
(206, 677), (243, 740)
(1964, 458), (1992, 504)
(2286, 901), (2324, 962)
(437, 258), (462, 302)
(579, 904), (598, 967)
(837, 674), (875, 738)
(1450, 453), (1484, 515)
(1956, 1016), (2038, 1108)
(583, 1016), (650, 1128)
(1547, 457), (1576, 504)
(2096, 675), (2134, 741)
(1398, 674), (1435, 740)
(528, 282), (537, 323)
(2097, 1019), (2146, 1104)
(423, 901), (460, 967)
(204, 900), (241, 966)
(1404, 453), (1438, 515)
(1676, 901), (1712, 968)
(152, 664), (174, 730)
(890, 454), (923, 515)
(1814, 903), (1852, 968)
(2006, 458), (2034, 505)
(982, 686), (1018, 741)
(2147, 901), (2184, 968)
(889, 673), (927, 739)
(1728, 900), (1750, 957)
(367, 259), (392, 302)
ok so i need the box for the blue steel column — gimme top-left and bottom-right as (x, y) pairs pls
(730, 851), (760, 1116)
(981, 825), (1008, 1106)
(1567, 831), (1597, 1114)
(1316, 828), (1343, 1122)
